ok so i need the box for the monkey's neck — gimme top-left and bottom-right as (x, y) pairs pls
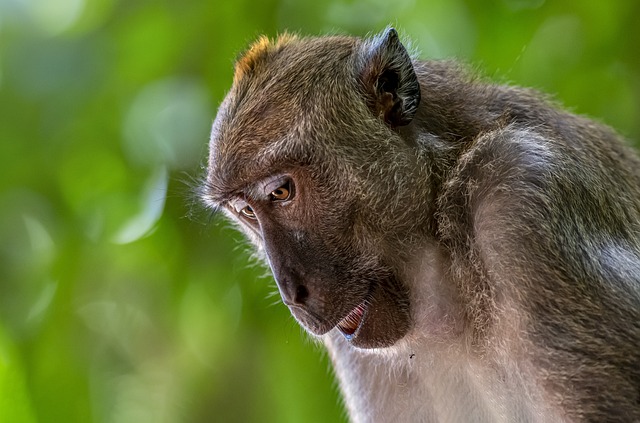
(324, 327), (546, 423)
(322, 243), (556, 423)
(410, 60), (554, 151)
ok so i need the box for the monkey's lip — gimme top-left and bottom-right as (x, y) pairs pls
(336, 301), (368, 340)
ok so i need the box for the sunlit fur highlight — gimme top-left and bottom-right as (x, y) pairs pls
(233, 32), (299, 84)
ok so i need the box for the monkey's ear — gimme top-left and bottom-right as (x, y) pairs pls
(358, 28), (421, 127)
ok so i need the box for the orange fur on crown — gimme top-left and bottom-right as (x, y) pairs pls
(233, 33), (298, 83)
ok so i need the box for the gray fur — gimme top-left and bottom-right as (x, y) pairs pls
(202, 28), (640, 422)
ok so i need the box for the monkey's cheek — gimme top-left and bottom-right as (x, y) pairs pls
(347, 287), (412, 349)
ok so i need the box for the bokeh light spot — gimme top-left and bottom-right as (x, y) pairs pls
(122, 77), (211, 170)
(112, 167), (168, 245)
(10, 0), (86, 36)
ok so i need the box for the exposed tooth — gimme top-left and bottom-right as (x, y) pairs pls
(337, 303), (366, 337)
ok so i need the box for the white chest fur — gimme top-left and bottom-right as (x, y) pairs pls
(325, 333), (547, 423)
(322, 245), (561, 423)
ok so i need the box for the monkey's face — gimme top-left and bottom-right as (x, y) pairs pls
(203, 112), (417, 348)
(214, 164), (412, 349)
(202, 29), (423, 349)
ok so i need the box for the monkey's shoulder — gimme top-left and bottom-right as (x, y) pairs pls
(444, 122), (640, 208)
(438, 123), (640, 262)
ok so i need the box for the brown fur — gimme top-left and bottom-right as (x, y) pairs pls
(202, 28), (640, 422)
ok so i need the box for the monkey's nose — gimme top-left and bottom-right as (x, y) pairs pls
(270, 262), (312, 306)
(278, 277), (310, 306)
(294, 285), (309, 304)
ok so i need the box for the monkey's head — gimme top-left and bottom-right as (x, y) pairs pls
(202, 28), (432, 349)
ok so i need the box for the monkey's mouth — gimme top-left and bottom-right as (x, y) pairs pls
(336, 301), (368, 339)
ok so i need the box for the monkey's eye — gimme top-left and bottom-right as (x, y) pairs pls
(269, 181), (293, 202)
(240, 205), (256, 219)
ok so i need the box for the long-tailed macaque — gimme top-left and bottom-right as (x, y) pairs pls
(200, 28), (640, 422)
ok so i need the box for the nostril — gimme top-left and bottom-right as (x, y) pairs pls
(295, 285), (309, 304)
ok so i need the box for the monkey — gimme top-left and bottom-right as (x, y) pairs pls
(200, 28), (640, 422)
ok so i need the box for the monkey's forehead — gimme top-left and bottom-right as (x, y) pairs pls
(208, 43), (357, 149)
(205, 109), (321, 204)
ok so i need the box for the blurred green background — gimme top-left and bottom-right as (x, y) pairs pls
(0, 0), (638, 422)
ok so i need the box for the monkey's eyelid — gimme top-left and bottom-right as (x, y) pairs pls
(269, 180), (294, 201)
(239, 205), (257, 219)
(227, 198), (257, 220)
(261, 175), (290, 193)
(263, 178), (294, 202)
(231, 198), (250, 214)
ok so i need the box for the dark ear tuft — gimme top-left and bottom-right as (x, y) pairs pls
(358, 28), (421, 127)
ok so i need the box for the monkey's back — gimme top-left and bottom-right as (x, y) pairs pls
(430, 64), (640, 420)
